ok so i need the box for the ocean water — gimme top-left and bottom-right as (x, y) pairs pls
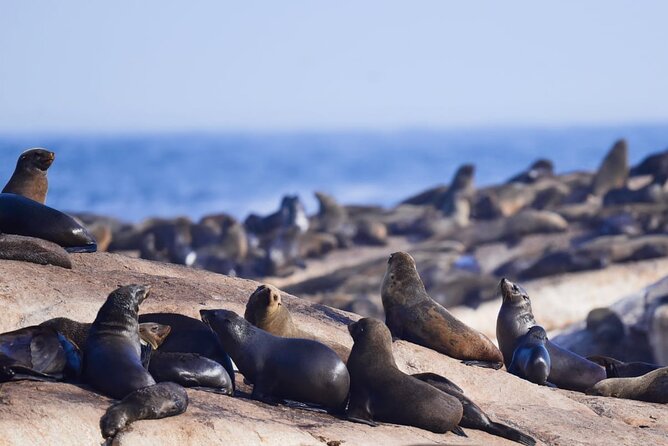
(1, 125), (667, 223)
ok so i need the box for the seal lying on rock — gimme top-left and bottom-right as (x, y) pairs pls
(381, 252), (503, 366)
(244, 284), (350, 362)
(201, 309), (349, 410)
(0, 234), (72, 268)
(346, 318), (464, 435)
(587, 355), (662, 379)
(508, 326), (551, 386)
(587, 367), (668, 403)
(147, 352), (233, 395)
(0, 325), (81, 382)
(496, 278), (606, 391)
(82, 285), (188, 439)
(0, 193), (97, 252)
(413, 372), (536, 445)
(2, 148), (54, 203)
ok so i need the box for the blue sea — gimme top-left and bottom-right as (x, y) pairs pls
(1, 125), (667, 223)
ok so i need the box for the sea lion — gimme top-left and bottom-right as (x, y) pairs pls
(0, 325), (81, 382)
(650, 300), (668, 366)
(496, 278), (606, 391)
(629, 149), (668, 178)
(138, 312), (235, 389)
(437, 164), (475, 224)
(313, 191), (350, 234)
(147, 352), (233, 395)
(381, 252), (503, 365)
(586, 308), (625, 343)
(586, 367), (668, 403)
(587, 355), (662, 378)
(506, 159), (554, 184)
(83, 285), (156, 399)
(346, 318), (463, 434)
(591, 139), (628, 197)
(508, 326), (551, 386)
(244, 284), (350, 362)
(245, 195), (309, 235)
(2, 148), (54, 203)
(0, 193), (97, 252)
(100, 381), (188, 439)
(412, 372), (536, 445)
(201, 309), (349, 410)
(0, 233), (72, 268)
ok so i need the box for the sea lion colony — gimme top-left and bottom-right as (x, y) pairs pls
(1, 144), (668, 442)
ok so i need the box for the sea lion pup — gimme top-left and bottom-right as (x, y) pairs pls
(591, 139), (628, 197)
(587, 355), (662, 379)
(346, 318), (464, 434)
(412, 372), (536, 445)
(381, 252), (503, 366)
(496, 278), (606, 391)
(138, 312), (235, 389)
(0, 233), (72, 268)
(0, 325), (81, 383)
(586, 367), (668, 403)
(201, 309), (349, 410)
(2, 148), (55, 203)
(508, 326), (551, 386)
(244, 284), (350, 362)
(0, 193), (97, 252)
(83, 285), (188, 439)
(147, 352), (233, 395)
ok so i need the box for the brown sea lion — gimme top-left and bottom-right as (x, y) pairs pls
(346, 318), (464, 434)
(381, 252), (503, 366)
(591, 139), (628, 197)
(2, 148), (54, 203)
(244, 284), (350, 362)
(0, 233), (72, 268)
(587, 367), (668, 403)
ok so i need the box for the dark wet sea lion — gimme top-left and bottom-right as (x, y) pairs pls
(201, 309), (349, 410)
(508, 326), (551, 386)
(412, 372), (536, 445)
(0, 325), (81, 382)
(587, 367), (668, 403)
(629, 149), (668, 178)
(148, 352), (233, 395)
(591, 139), (628, 196)
(381, 252), (503, 365)
(100, 381), (188, 439)
(138, 312), (235, 389)
(2, 148), (54, 203)
(496, 278), (606, 391)
(346, 318), (464, 434)
(506, 159), (554, 184)
(0, 193), (97, 252)
(0, 234), (72, 268)
(244, 284), (350, 362)
(587, 355), (662, 379)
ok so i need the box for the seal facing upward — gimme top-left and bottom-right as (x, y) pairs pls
(2, 148), (55, 203)
(381, 251), (503, 365)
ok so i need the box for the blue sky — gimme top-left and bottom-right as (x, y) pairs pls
(1, 1), (667, 132)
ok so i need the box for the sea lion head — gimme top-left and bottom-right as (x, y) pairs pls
(107, 284), (151, 314)
(586, 379), (621, 398)
(499, 278), (531, 307)
(451, 164), (475, 190)
(244, 284), (282, 324)
(138, 322), (171, 350)
(381, 252), (427, 306)
(348, 318), (394, 364)
(527, 325), (547, 342)
(200, 309), (252, 348)
(17, 148), (55, 172)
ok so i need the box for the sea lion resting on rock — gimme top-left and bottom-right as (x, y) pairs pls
(0, 233), (72, 268)
(346, 318), (464, 435)
(244, 284), (350, 362)
(508, 326), (551, 386)
(0, 193), (97, 252)
(201, 309), (349, 410)
(496, 278), (606, 391)
(587, 355), (662, 379)
(0, 325), (81, 383)
(587, 367), (668, 403)
(2, 148), (54, 203)
(381, 252), (503, 366)
(82, 285), (188, 439)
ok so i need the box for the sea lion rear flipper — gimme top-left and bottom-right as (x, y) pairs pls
(451, 425), (467, 437)
(486, 421), (536, 446)
(461, 360), (504, 370)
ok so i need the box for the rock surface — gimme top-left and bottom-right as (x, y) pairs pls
(0, 253), (667, 445)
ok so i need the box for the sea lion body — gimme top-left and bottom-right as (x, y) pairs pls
(346, 318), (463, 434)
(0, 325), (81, 382)
(381, 252), (503, 364)
(201, 309), (349, 409)
(0, 234), (72, 268)
(587, 355), (662, 379)
(496, 279), (606, 391)
(148, 352), (233, 394)
(2, 148), (54, 203)
(508, 326), (551, 385)
(587, 367), (668, 403)
(83, 285), (155, 399)
(244, 284), (350, 362)
(0, 193), (97, 252)
(591, 139), (628, 196)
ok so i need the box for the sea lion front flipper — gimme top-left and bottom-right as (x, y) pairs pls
(545, 381), (557, 388)
(191, 386), (234, 396)
(451, 425), (467, 437)
(281, 399), (329, 413)
(346, 416), (379, 427)
(462, 360), (504, 369)
(65, 244), (97, 253)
